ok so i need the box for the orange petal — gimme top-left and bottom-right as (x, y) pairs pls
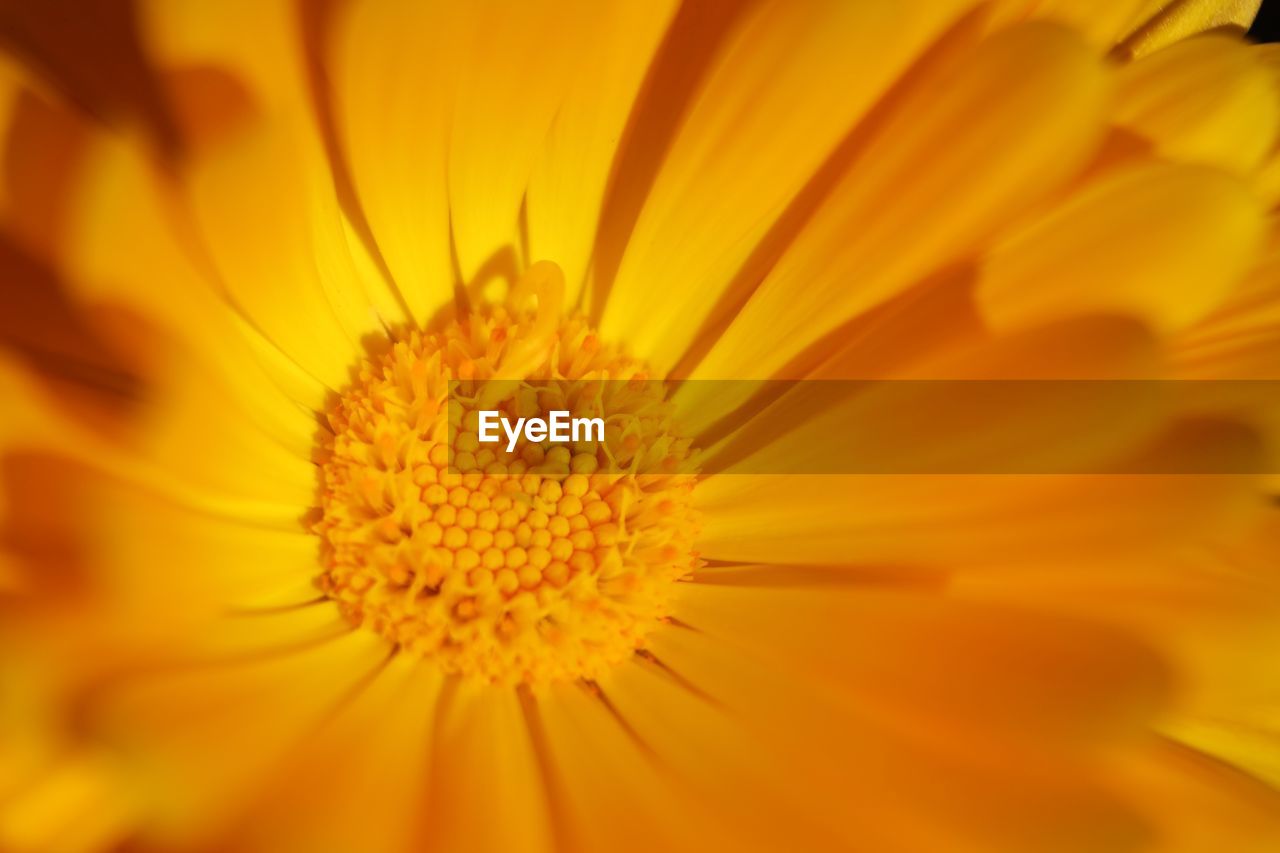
(422, 684), (555, 853)
(670, 581), (1169, 748)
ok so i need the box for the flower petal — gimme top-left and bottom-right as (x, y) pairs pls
(422, 685), (555, 853)
(690, 22), (1109, 382)
(1175, 223), (1280, 379)
(696, 463), (1264, 568)
(1115, 35), (1280, 175)
(139, 0), (307, 111)
(56, 121), (331, 426)
(598, 0), (971, 374)
(534, 680), (746, 853)
(525, 1), (677, 300)
(141, 2), (413, 340)
(0, 352), (307, 527)
(977, 163), (1265, 334)
(327, 0), (457, 322)
(453, 2), (657, 286)
(1116, 0), (1263, 59)
(1114, 738), (1280, 852)
(87, 629), (387, 848)
(608, 627), (1151, 852)
(670, 581), (1169, 748)
(990, 0), (1159, 46)
(217, 656), (443, 853)
(695, 315), (1165, 473)
(184, 120), (365, 390)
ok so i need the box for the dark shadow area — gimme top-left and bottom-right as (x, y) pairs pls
(0, 0), (179, 154)
(1250, 0), (1280, 42)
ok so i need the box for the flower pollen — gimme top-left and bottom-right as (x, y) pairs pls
(315, 264), (699, 685)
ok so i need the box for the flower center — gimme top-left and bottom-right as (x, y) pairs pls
(315, 263), (699, 685)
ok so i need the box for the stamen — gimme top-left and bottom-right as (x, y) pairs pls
(315, 284), (699, 686)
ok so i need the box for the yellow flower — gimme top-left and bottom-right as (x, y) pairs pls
(2, 1), (1280, 851)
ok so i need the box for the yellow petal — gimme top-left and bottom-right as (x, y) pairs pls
(0, 751), (137, 853)
(1249, 45), (1280, 203)
(1115, 35), (1280, 174)
(952, 516), (1280, 734)
(328, 0), (457, 323)
(8, 454), (323, 676)
(525, 1), (677, 300)
(185, 119), (363, 390)
(990, 0), (1160, 46)
(137, 343), (319, 510)
(0, 354), (303, 527)
(1117, 0), (1263, 59)
(1172, 716), (1280, 792)
(977, 163), (1265, 333)
(691, 22), (1109, 382)
(1173, 201), (1280, 363)
(61, 124), (328, 431)
(447, 2), (618, 285)
(142, 1), (416, 337)
(90, 629), (388, 848)
(88, 476), (322, 619)
(598, 0), (971, 374)
(139, 0), (307, 111)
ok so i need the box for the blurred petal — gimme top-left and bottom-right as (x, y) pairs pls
(670, 581), (1169, 748)
(1115, 35), (1279, 175)
(59, 122), (330, 425)
(696, 460), (1264, 569)
(88, 629), (387, 848)
(184, 120), (364, 389)
(533, 680), (741, 853)
(977, 163), (1264, 333)
(0, 351), (305, 527)
(1115, 738), (1280, 852)
(221, 656), (443, 853)
(1175, 223), (1280, 379)
(0, 750), (138, 853)
(608, 629), (1150, 852)
(696, 315), (1165, 474)
(139, 0), (307, 112)
(990, 0), (1159, 45)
